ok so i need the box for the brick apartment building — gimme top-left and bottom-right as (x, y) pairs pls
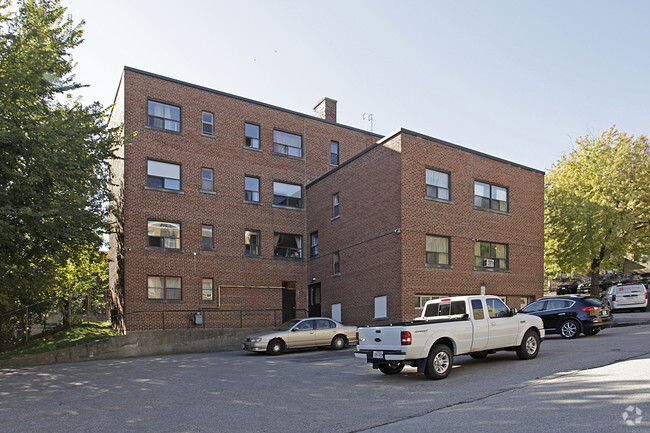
(109, 67), (544, 332)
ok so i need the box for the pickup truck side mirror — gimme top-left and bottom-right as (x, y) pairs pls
(509, 308), (517, 316)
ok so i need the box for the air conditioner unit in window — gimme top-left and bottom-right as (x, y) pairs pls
(483, 258), (495, 268)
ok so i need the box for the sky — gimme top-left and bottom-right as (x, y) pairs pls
(55, 0), (650, 172)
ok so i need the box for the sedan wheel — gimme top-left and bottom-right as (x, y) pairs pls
(331, 335), (347, 350)
(560, 319), (579, 339)
(266, 339), (285, 355)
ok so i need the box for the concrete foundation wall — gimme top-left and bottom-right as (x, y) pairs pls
(0, 327), (270, 369)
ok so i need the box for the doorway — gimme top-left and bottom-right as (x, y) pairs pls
(282, 281), (296, 323)
(308, 283), (321, 317)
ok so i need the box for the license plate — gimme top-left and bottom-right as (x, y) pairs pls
(373, 351), (383, 359)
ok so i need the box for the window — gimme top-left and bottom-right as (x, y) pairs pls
(426, 235), (450, 266)
(148, 276), (181, 300)
(426, 168), (450, 200)
(332, 251), (340, 275)
(202, 278), (213, 301)
(245, 230), (261, 256)
(471, 299), (485, 320)
(331, 303), (342, 322)
(147, 221), (180, 249)
(274, 233), (302, 259)
(273, 182), (302, 208)
(147, 100), (180, 132)
(202, 225), (213, 250)
(330, 141), (339, 165)
(474, 241), (508, 269)
(147, 160), (180, 190)
(202, 112), (214, 136)
(332, 193), (340, 218)
(486, 298), (510, 318)
(245, 123), (260, 149)
(316, 319), (336, 329)
(273, 130), (302, 157)
(423, 300), (467, 317)
(202, 168), (213, 192)
(245, 176), (260, 202)
(374, 296), (387, 319)
(310, 232), (319, 257)
(415, 295), (445, 309)
(474, 181), (508, 212)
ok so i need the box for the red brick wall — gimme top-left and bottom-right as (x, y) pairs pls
(306, 137), (403, 325)
(113, 68), (379, 330)
(399, 131), (544, 319)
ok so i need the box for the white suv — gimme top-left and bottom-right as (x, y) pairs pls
(603, 284), (648, 312)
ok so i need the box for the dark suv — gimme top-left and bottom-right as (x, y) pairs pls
(520, 295), (613, 339)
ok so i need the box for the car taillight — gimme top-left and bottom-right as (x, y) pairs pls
(356, 331), (359, 343)
(580, 306), (598, 312)
(646, 292), (648, 300)
(612, 295), (616, 302)
(401, 331), (412, 345)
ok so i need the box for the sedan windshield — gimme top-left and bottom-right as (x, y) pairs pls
(277, 319), (301, 331)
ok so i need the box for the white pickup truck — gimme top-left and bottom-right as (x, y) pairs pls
(355, 295), (545, 380)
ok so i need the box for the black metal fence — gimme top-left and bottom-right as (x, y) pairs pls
(117, 308), (309, 331)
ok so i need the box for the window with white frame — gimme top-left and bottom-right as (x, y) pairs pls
(273, 130), (302, 157)
(273, 181), (302, 208)
(474, 181), (508, 212)
(426, 235), (450, 266)
(333, 251), (340, 275)
(201, 168), (213, 192)
(245, 230), (261, 256)
(332, 193), (340, 218)
(474, 240), (508, 269)
(147, 100), (180, 132)
(147, 220), (181, 249)
(202, 278), (213, 301)
(245, 176), (260, 202)
(201, 225), (213, 250)
(245, 123), (260, 149)
(330, 141), (339, 165)
(147, 160), (181, 190)
(202, 112), (214, 136)
(426, 168), (450, 200)
(310, 232), (319, 257)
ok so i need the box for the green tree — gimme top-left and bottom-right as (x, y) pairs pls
(0, 0), (118, 338)
(53, 246), (108, 327)
(545, 127), (650, 295)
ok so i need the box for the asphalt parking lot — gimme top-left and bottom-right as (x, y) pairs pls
(1, 316), (649, 432)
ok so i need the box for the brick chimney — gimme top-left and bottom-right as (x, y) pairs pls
(313, 97), (337, 123)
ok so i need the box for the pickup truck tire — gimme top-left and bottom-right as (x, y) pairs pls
(559, 319), (580, 339)
(379, 363), (405, 375)
(267, 339), (285, 355)
(516, 330), (540, 360)
(424, 344), (453, 380)
(331, 335), (347, 350)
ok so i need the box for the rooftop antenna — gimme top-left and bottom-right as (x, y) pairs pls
(363, 113), (374, 132)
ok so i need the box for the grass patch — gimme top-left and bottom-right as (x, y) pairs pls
(0, 321), (118, 361)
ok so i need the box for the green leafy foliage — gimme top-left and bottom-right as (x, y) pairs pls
(545, 127), (650, 293)
(0, 0), (119, 337)
(0, 321), (117, 360)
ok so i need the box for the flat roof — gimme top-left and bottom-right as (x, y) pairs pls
(123, 66), (384, 139)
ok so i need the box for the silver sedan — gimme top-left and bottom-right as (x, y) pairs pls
(242, 317), (357, 355)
